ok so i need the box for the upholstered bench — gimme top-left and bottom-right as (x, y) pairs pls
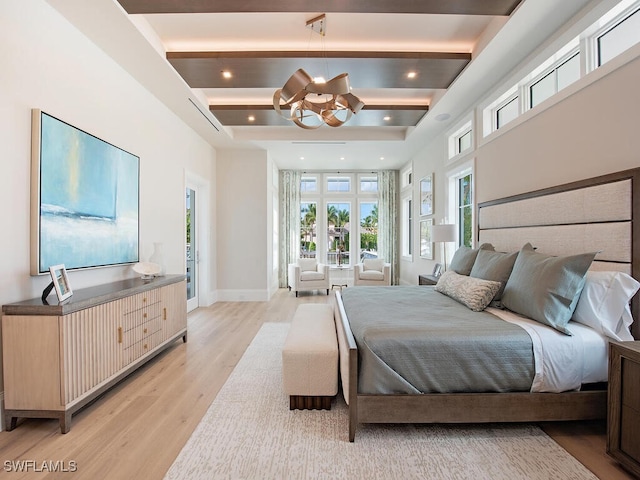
(282, 303), (338, 410)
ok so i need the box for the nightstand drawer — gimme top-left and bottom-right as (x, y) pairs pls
(622, 358), (640, 409)
(621, 405), (640, 462)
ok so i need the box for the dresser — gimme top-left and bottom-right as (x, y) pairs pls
(1, 275), (187, 433)
(607, 341), (640, 477)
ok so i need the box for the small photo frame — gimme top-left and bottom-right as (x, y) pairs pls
(420, 173), (433, 216)
(432, 263), (443, 277)
(420, 219), (433, 259)
(49, 264), (73, 302)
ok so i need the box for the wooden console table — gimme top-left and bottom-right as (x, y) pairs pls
(1, 275), (187, 433)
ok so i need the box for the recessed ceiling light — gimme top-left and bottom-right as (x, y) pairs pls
(434, 113), (451, 122)
(407, 71), (417, 79)
(340, 157), (345, 160)
(247, 115), (255, 122)
(222, 70), (232, 79)
(380, 156), (385, 160)
(383, 116), (391, 121)
(300, 156), (305, 160)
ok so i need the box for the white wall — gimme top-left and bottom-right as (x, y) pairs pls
(0, 2), (216, 395)
(399, 43), (640, 285)
(216, 149), (272, 301)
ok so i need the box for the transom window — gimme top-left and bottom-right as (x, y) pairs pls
(327, 176), (350, 192)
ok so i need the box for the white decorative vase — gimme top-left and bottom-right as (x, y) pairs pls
(149, 242), (165, 276)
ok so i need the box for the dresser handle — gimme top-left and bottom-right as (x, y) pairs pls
(143, 312), (147, 319)
(163, 307), (167, 320)
(143, 343), (148, 350)
(143, 297), (147, 303)
(118, 327), (123, 344)
(143, 328), (148, 334)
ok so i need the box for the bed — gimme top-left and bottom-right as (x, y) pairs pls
(335, 168), (640, 442)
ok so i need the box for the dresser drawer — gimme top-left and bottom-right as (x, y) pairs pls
(121, 303), (161, 332)
(121, 290), (161, 314)
(121, 316), (163, 348)
(122, 330), (164, 365)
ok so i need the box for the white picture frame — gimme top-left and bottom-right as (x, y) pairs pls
(420, 174), (433, 216)
(49, 264), (73, 302)
(420, 219), (433, 259)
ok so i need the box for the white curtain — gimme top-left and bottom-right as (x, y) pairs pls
(279, 170), (301, 288)
(378, 170), (399, 285)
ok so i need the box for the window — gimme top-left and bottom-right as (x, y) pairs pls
(402, 197), (413, 257)
(448, 119), (473, 159)
(496, 96), (519, 130)
(483, 1), (640, 137)
(300, 202), (317, 258)
(359, 202), (378, 261)
(327, 202), (350, 265)
(300, 176), (317, 193)
(458, 174), (473, 248)
(529, 52), (580, 108)
(401, 165), (412, 189)
(597, 6), (640, 66)
(458, 130), (472, 153)
(359, 176), (378, 193)
(327, 176), (350, 192)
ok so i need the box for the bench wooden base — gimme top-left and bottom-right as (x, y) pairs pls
(289, 395), (333, 410)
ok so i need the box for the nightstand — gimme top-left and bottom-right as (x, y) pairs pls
(608, 341), (640, 477)
(418, 274), (439, 285)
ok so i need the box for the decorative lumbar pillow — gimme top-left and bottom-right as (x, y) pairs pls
(572, 270), (640, 341)
(469, 249), (518, 305)
(435, 270), (502, 312)
(297, 258), (317, 272)
(449, 243), (495, 276)
(363, 258), (385, 272)
(501, 243), (597, 335)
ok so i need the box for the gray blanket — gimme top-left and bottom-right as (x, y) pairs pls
(340, 286), (535, 394)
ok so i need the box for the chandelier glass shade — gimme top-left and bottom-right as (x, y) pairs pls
(273, 68), (364, 129)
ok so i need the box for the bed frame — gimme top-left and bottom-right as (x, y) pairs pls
(335, 167), (640, 442)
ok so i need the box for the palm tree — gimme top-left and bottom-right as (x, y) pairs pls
(300, 203), (317, 255)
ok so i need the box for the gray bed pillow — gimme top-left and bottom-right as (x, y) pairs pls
(469, 249), (518, 305)
(449, 243), (495, 276)
(435, 271), (501, 312)
(501, 243), (597, 335)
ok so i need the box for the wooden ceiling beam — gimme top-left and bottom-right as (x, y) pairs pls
(167, 51), (471, 61)
(117, 0), (522, 16)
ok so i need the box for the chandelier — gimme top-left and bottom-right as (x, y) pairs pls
(272, 15), (364, 129)
(273, 69), (364, 129)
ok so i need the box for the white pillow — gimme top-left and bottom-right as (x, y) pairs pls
(363, 258), (385, 272)
(572, 271), (640, 341)
(297, 258), (317, 272)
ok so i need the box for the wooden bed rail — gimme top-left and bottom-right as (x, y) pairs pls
(334, 291), (358, 442)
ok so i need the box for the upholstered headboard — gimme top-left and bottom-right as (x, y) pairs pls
(477, 168), (640, 338)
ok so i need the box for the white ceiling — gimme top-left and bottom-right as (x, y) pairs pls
(47, 0), (596, 171)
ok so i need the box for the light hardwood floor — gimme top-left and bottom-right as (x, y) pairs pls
(0, 289), (633, 479)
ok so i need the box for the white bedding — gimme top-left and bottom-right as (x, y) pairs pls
(487, 307), (609, 393)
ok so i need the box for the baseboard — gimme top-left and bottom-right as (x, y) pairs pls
(216, 289), (269, 302)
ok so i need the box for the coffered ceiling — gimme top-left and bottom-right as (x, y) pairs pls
(111, 0), (520, 162)
(48, 0), (595, 170)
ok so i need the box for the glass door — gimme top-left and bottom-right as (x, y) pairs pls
(186, 187), (198, 311)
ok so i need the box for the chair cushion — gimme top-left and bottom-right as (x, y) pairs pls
(297, 258), (317, 272)
(360, 270), (384, 281)
(300, 271), (324, 281)
(363, 258), (384, 272)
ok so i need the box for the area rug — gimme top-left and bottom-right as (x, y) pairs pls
(164, 322), (597, 480)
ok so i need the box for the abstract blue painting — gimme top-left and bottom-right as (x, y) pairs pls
(34, 111), (139, 274)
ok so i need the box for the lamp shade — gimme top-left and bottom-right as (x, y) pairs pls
(431, 224), (456, 243)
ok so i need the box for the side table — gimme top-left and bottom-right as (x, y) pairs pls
(418, 274), (439, 285)
(608, 341), (640, 477)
